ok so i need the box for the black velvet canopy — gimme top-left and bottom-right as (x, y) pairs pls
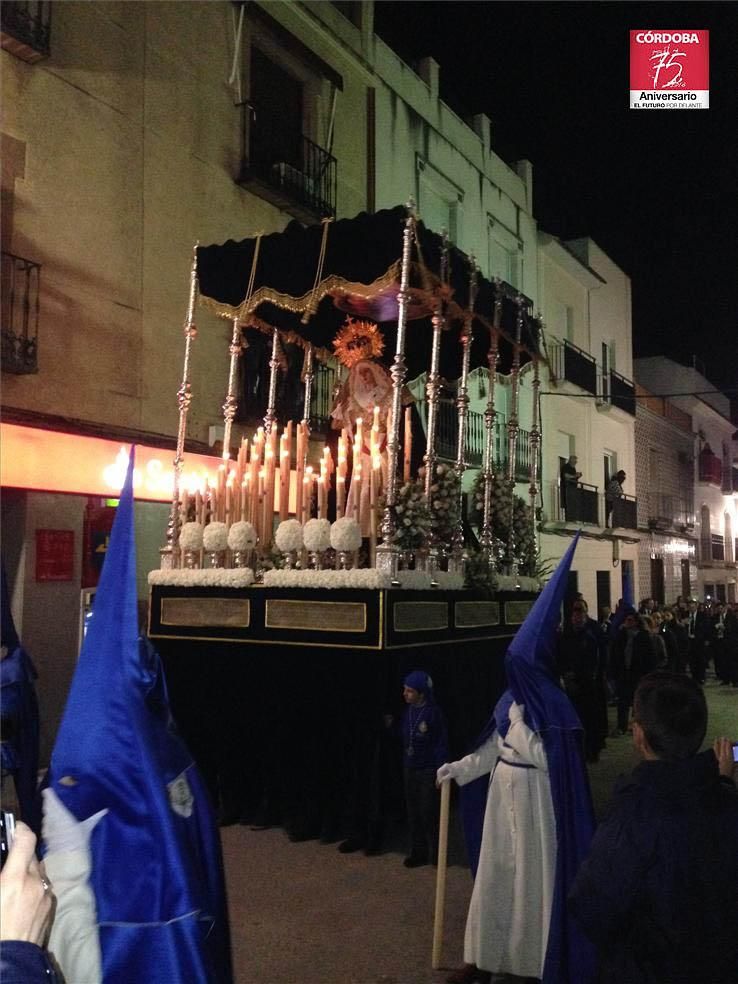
(196, 206), (544, 381)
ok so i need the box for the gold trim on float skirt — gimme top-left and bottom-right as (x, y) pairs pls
(454, 600), (500, 629)
(393, 601), (448, 633)
(160, 597), (251, 628)
(264, 598), (367, 633)
(504, 600), (535, 626)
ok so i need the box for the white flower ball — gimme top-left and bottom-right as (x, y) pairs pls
(330, 517), (362, 552)
(228, 521), (257, 551)
(203, 521), (228, 552)
(180, 521), (204, 552)
(303, 518), (332, 552)
(275, 519), (304, 553)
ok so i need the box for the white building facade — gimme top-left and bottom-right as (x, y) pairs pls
(634, 357), (738, 604)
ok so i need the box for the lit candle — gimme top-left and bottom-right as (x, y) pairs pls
(370, 454), (381, 566)
(403, 406), (413, 483)
(336, 473), (345, 519)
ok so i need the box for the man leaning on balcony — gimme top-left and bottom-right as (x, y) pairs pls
(605, 471), (626, 528)
(561, 455), (582, 521)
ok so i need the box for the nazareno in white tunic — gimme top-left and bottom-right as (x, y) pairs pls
(453, 717), (556, 977)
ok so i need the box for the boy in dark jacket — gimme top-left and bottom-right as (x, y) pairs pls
(569, 672), (738, 984)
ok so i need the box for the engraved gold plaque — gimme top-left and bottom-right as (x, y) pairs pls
(504, 600), (534, 626)
(393, 601), (448, 633)
(455, 600), (500, 629)
(160, 597), (250, 628)
(265, 599), (367, 633)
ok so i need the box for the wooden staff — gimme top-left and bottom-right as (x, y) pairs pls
(431, 779), (451, 969)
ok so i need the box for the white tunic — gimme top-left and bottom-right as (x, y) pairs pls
(453, 719), (556, 977)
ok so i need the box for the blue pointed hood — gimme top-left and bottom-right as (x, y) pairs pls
(608, 557), (636, 639)
(48, 448), (232, 982)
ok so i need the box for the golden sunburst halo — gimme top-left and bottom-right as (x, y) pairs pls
(332, 317), (384, 369)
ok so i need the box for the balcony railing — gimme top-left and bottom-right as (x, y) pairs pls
(609, 369), (636, 416)
(1, 1), (50, 62)
(549, 339), (597, 395)
(237, 105), (337, 222)
(548, 480), (600, 525)
(433, 402), (532, 480)
(698, 452), (723, 486)
(647, 493), (695, 531)
(1, 251), (40, 374)
(609, 492), (638, 530)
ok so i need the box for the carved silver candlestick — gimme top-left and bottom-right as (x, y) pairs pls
(448, 258), (477, 575)
(527, 317), (543, 578)
(264, 326), (280, 435)
(221, 314), (242, 460)
(479, 283), (503, 572)
(505, 297), (524, 578)
(164, 244), (199, 570)
(422, 232), (448, 575)
(376, 202), (416, 581)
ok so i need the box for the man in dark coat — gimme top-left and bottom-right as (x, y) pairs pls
(569, 672), (738, 984)
(683, 601), (709, 684)
(557, 600), (608, 762)
(609, 612), (657, 734)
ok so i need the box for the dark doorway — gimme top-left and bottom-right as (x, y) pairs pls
(620, 559), (634, 605)
(650, 556), (665, 605)
(680, 559), (691, 600)
(596, 570), (611, 617)
(564, 569), (579, 620)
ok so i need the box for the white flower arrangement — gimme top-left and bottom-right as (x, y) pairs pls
(330, 517), (362, 552)
(303, 518), (332, 552)
(390, 480), (431, 549)
(275, 518), (304, 553)
(264, 568), (391, 590)
(179, 522), (204, 552)
(228, 521), (257, 552)
(260, 568), (467, 591)
(418, 463), (461, 543)
(202, 521), (228, 552)
(148, 568), (254, 587)
(497, 574), (540, 592)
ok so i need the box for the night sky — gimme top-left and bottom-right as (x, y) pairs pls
(373, 2), (738, 398)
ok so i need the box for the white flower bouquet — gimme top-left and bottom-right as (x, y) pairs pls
(228, 521), (257, 552)
(418, 462), (461, 543)
(202, 521), (228, 553)
(275, 518), (304, 553)
(179, 522), (204, 552)
(303, 518), (332, 553)
(330, 517), (362, 553)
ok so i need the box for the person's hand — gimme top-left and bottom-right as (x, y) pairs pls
(713, 737), (737, 781)
(42, 788), (107, 855)
(0, 822), (54, 945)
(508, 701), (525, 724)
(436, 762), (458, 786)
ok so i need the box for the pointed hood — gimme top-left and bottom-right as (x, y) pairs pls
(48, 448), (232, 982)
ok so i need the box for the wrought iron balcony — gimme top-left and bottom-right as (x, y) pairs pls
(434, 402), (532, 480)
(1, 251), (39, 374)
(549, 339), (597, 395)
(608, 492), (638, 530)
(609, 369), (636, 416)
(1, 1), (50, 62)
(547, 479), (600, 525)
(647, 493), (695, 531)
(237, 104), (337, 222)
(698, 450), (723, 486)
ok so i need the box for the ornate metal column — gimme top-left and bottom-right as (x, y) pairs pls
(479, 282), (503, 570)
(163, 245), (199, 569)
(376, 202), (415, 581)
(301, 343), (315, 446)
(505, 297), (524, 579)
(527, 318), (542, 577)
(263, 327), (280, 435)
(221, 315), (242, 461)
(448, 258), (478, 574)
(422, 233), (448, 574)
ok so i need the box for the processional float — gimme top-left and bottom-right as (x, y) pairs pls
(157, 203), (544, 592)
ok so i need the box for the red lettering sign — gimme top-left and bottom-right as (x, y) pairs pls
(35, 529), (75, 582)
